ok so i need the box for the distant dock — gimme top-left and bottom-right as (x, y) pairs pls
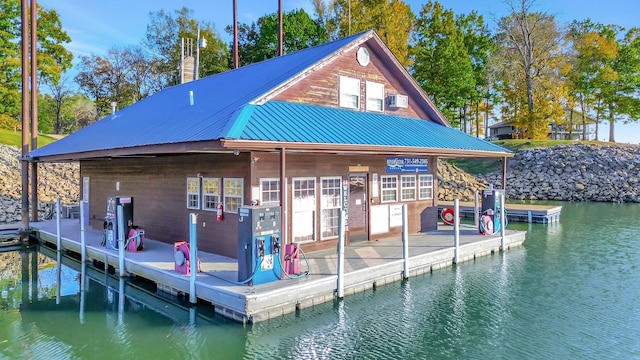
(438, 201), (562, 224)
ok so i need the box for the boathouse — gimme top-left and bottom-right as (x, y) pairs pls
(28, 30), (511, 258)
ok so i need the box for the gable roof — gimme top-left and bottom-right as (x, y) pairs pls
(29, 30), (510, 161)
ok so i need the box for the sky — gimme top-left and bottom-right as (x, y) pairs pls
(37, 0), (640, 144)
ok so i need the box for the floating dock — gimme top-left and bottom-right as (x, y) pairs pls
(33, 218), (526, 324)
(438, 201), (562, 224)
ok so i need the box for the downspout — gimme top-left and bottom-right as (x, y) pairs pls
(20, 0), (30, 233)
(279, 148), (288, 248)
(502, 156), (507, 192)
(30, 0), (38, 222)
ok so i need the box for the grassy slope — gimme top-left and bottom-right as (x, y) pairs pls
(0, 128), (59, 148)
(450, 139), (609, 175)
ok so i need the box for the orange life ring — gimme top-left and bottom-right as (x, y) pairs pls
(441, 208), (455, 226)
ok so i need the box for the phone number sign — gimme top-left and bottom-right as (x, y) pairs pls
(386, 157), (429, 173)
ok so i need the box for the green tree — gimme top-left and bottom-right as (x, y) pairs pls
(604, 27), (640, 142)
(494, 0), (565, 139)
(329, 0), (414, 67)
(567, 20), (619, 141)
(144, 7), (229, 86)
(411, 1), (474, 127)
(0, 0), (72, 128)
(227, 9), (327, 67)
(456, 11), (496, 136)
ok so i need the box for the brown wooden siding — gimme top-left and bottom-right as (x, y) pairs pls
(273, 43), (429, 120)
(82, 151), (438, 258)
(82, 153), (250, 258)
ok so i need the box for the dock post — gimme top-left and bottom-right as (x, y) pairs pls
(337, 210), (345, 299)
(80, 260), (86, 324)
(189, 213), (198, 304)
(80, 195), (86, 265)
(402, 203), (409, 279)
(474, 190), (479, 228)
(500, 193), (506, 251)
(527, 210), (532, 223)
(55, 197), (61, 305)
(118, 277), (125, 324)
(117, 205), (125, 277)
(454, 199), (460, 264)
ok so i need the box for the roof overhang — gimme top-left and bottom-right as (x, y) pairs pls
(221, 139), (513, 158)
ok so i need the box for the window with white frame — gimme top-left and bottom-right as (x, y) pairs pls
(419, 174), (434, 200)
(381, 175), (398, 203)
(401, 175), (416, 201)
(320, 177), (342, 240)
(223, 178), (244, 213)
(339, 76), (360, 109)
(186, 177), (200, 209)
(260, 178), (280, 206)
(366, 81), (384, 112)
(202, 178), (221, 211)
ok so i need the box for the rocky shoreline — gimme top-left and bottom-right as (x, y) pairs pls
(0, 145), (79, 224)
(478, 143), (640, 203)
(0, 142), (638, 224)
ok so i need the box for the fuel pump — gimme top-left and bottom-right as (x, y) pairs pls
(480, 189), (505, 235)
(104, 196), (134, 248)
(237, 205), (282, 285)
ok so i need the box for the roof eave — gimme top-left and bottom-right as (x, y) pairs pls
(221, 139), (513, 158)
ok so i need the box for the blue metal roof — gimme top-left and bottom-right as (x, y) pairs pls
(29, 30), (510, 159)
(30, 32), (368, 159)
(231, 101), (510, 154)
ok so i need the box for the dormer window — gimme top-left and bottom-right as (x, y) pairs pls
(339, 76), (360, 109)
(366, 81), (384, 112)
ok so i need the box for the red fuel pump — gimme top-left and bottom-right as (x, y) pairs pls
(284, 243), (300, 275)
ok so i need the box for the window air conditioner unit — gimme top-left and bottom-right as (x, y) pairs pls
(388, 94), (408, 108)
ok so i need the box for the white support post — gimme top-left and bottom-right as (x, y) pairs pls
(402, 204), (409, 279)
(117, 205), (125, 277)
(55, 197), (61, 305)
(337, 210), (345, 299)
(80, 197), (86, 266)
(189, 213), (198, 304)
(474, 190), (479, 229)
(527, 210), (532, 223)
(500, 193), (506, 251)
(454, 199), (460, 264)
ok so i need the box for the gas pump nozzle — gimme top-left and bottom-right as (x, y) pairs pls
(272, 235), (280, 254)
(257, 238), (265, 258)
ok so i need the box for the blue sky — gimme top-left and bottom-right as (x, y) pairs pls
(38, 0), (640, 143)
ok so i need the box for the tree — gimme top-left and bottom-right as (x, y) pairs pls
(494, 0), (566, 139)
(144, 7), (229, 86)
(0, 0), (72, 128)
(74, 46), (164, 120)
(457, 11), (496, 136)
(411, 1), (475, 127)
(226, 9), (327, 67)
(567, 20), (618, 141)
(43, 76), (73, 134)
(329, 0), (414, 67)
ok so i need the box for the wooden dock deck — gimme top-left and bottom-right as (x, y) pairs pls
(438, 201), (562, 224)
(32, 218), (527, 324)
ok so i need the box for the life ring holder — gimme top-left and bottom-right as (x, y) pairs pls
(441, 208), (455, 226)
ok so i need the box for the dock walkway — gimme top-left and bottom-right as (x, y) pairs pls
(34, 218), (526, 323)
(438, 201), (562, 224)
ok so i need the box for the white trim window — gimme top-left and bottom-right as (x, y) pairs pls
(381, 175), (398, 203)
(186, 177), (200, 209)
(260, 178), (280, 206)
(202, 178), (221, 211)
(401, 175), (416, 201)
(320, 177), (342, 240)
(366, 81), (384, 112)
(419, 174), (434, 200)
(223, 178), (244, 213)
(339, 76), (360, 109)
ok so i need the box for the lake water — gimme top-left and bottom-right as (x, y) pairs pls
(1, 201), (639, 359)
